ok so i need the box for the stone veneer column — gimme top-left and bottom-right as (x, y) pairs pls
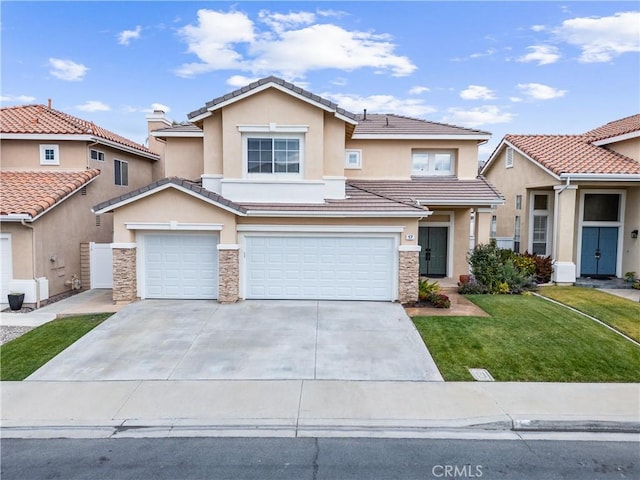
(217, 245), (239, 303)
(112, 245), (137, 303)
(398, 246), (421, 304)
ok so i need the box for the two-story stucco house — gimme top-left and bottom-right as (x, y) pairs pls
(482, 114), (640, 284)
(94, 77), (503, 304)
(0, 103), (159, 305)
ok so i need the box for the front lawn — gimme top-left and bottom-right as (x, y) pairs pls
(0, 313), (111, 381)
(412, 295), (640, 382)
(538, 286), (640, 342)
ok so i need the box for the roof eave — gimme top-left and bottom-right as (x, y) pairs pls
(559, 173), (640, 181)
(151, 131), (204, 139)
(0, 214), (32, 222)
(244, 210), (428, 218)
(417, 198), (505, 206)
(591, 131), (640, 146)
(352, 134), (491, 141)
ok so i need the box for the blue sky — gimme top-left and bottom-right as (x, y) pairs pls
(2, 1), (638, 160)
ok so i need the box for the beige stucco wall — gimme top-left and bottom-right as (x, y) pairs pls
(420, 209), (471, 278)
(345, 139), (481, 180)
(201, 89), (331, 180)
(323, 112), (347, 177)
(485, 148), (559, 247)
(622, 186), (640, 274)
(0, 224), (33, 279)
(604, 137), (639, 162)
(164, 137), (204, 180)
(1, 140), (88, 170)
(112, 188), (238, 244)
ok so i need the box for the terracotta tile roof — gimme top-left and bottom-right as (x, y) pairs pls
(92, 177), (248, 214)
(188, 76), (358, 122)
(353, 114), (490, 137)
(0, 105), (156, 156)
(0, 169), (100, 218)
(584, 114), (640, 142)
(348, 177), (504, 205)
(505, 134), (640, 175)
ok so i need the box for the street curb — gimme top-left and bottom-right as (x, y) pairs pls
(511, 419), (640, 433)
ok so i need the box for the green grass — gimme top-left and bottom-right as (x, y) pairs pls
(412, 295), (640, 382)
(0, 313), (111, 381)
(538, 286), (640, 342)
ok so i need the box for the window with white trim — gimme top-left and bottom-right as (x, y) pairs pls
(39, 144), (59, 165)
(515, 194), (522, 210)
(90, 149), (105, 162)
(345, 150), (362, 169)
(491, 215), (497, 239)
(530, 192), (551, 255)
(114, 159), (128, 186)
(412, 150), (455, 176)
(506, 147), (514, 168)
(514, 215), (521, 253)
(245, 134), (302, 175)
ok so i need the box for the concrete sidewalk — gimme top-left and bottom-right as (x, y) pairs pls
(2, 380), (638, 438)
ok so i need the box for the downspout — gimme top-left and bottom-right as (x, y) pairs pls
(552, 176), (571, 261)
(20, 219), (41, 308)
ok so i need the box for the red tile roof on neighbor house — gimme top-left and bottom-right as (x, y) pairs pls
(584, 114), (640, 142)
(0, 169), (100, 219)
(0, 104), (156, 156)
(505, 134), (640, 176)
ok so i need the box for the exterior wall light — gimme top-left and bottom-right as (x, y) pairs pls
(632, 229), (639, 239)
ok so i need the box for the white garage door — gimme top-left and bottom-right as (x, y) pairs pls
(144, 234), (218, 299)
(245, 236), (395, 300)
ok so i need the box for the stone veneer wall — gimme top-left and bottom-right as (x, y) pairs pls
(112, 247), (137, 303)
(79, 243), (90, 290)
(398, 250), (419, 303)
(218, 248), (239, 303)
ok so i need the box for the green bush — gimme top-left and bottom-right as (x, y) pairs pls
(418, 278), (440, 302)
(427, 292), (451, 308)
(466, 242), (537, 294)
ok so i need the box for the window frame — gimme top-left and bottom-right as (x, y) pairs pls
(515, 194), (522, 210)
(506, 147), (514, 168)
(529, 192), (552, 256)
(90, 149), (105, 162)
(114, 159), (129, 186)
(411, 149), (456, 176)
(39, 144), (60, 165)
(242, 132), (304, 178)
(345, 149), (362, 169)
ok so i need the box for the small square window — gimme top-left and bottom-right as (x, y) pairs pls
(91, 149), (105, 162)
(114, 159), (128, 186)
(506, 147), (514, 168)
(515, 195), (522, 210)
(534, 194), (548, 211)
(345, 150), (362, 169)
(39, 144), (59, 165)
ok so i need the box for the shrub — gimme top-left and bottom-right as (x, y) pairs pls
(467, 242), (504, 294)
(427, 292), (451, 309)
(522, 251), (553, 284)
(458, 276), (486, 294)
(467, 242), (537, 294)
(512, 255), (536, 277)
(418, 278), (440, 302)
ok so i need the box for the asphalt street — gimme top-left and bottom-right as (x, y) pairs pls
(2, 437), (638, 480)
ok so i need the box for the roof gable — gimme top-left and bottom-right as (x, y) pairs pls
(0, 104), (158, 158)
(188, 76), (358, 124)
(0, 169), (100, 220)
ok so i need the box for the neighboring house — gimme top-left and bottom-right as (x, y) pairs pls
(94, 76), (503, 304)
(0, 104), (159, 305)
(482, 114), (640, 284)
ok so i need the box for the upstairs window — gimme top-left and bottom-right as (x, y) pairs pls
(40, 144), (59, 165)
(90, 149), (105, 162)
(345, 150), (362, 169)
(114, 159), (128, 186)
(412, 150), (455, 176)
(506, 147), (514, 168)
(246, 136), (301, 175)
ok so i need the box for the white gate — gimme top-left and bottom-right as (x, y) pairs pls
(90, 242), (113, 288)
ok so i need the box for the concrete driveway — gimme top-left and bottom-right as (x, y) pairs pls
(27, 300), (443, 382)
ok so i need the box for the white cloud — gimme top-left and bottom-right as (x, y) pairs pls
(175, 8), (416, 79)
(451, 48), (496, 62)
(48, 58), (88, 81)
(409, 86), (430, 95)
(531, 25), (546, 32)
(76, 100), (110, 112)
(118, 25), (142, 46)
(176, 9), (256, 77)
(324, 93), (436, 117)
(555, 11), (640, 63)
(0, 94), (36, 103)
(122, 103), (171, 114)
(151, 102), (171, 113)
(226, 75), (260, 87)
(460, 85), (496, 100)
(517, 45), (561, 65)
(443, 106), (514, 127)
(517, 83), (567, 100)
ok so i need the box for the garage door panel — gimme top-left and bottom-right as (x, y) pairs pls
(144, 234), (218, 299)
(246, 236), (394, 301)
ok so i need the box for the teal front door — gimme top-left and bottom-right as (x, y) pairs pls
(418, 227), (448, 277)
(580, 227), (618, 277)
